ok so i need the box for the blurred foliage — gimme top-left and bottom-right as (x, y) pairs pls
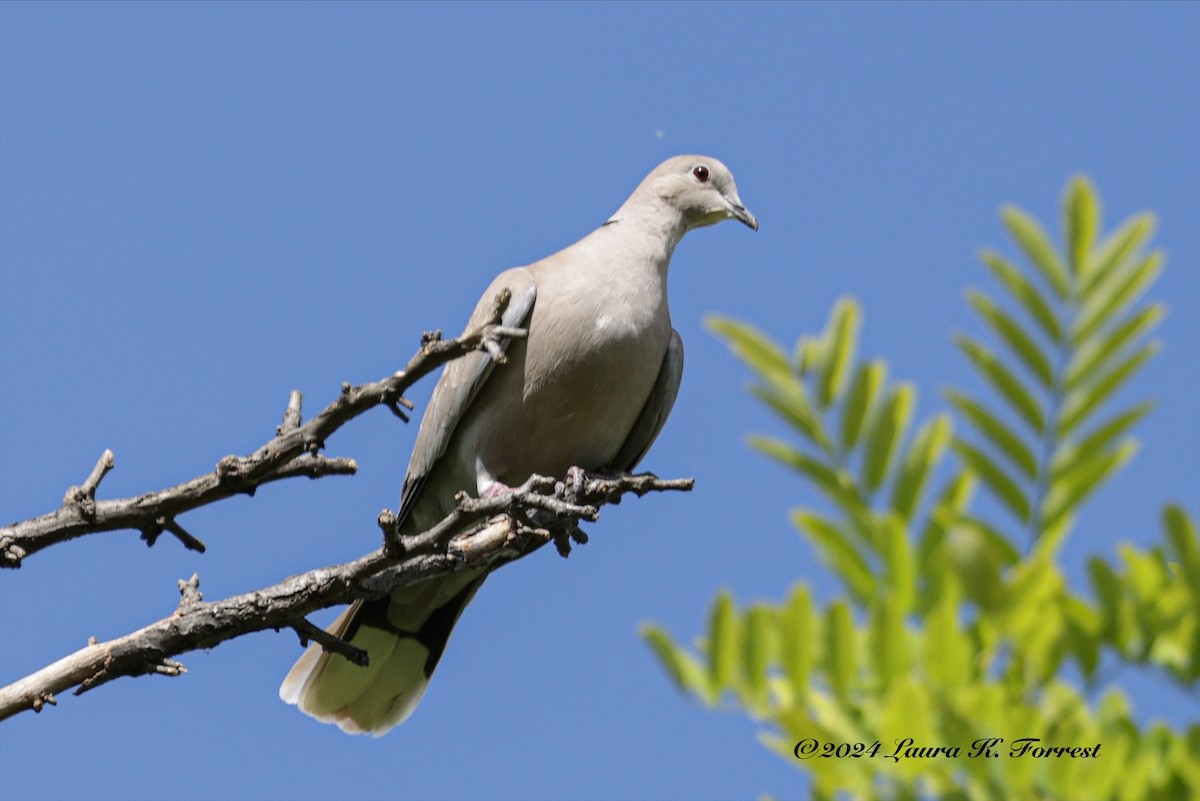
(643, 177), (1199, 800)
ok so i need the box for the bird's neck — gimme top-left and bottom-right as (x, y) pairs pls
(604, 198), (688, 280)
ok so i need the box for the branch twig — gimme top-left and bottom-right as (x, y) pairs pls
(61, 449), (114, 517)
(290, 619), (368, 667)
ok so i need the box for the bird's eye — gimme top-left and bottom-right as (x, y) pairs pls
(692, 165), (710, 183)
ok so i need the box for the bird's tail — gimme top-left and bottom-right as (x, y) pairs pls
(279, 570), (486, 735)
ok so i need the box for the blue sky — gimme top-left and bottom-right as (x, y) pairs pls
(1, 2), (1197, 800)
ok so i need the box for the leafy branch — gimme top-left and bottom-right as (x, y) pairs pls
(643, 176), (1199, 801)
(953, 177), (1163, 544)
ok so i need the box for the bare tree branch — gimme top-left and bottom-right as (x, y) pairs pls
(0, 289), (694, 722)
(290, 618), (369, 667)
(0, 471), (692, 721)
(61, 449), (114, 516)
(0, 289), (525, 568)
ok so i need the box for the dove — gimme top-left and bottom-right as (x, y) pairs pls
(280, 154), (757, 734)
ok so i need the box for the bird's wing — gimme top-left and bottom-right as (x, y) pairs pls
(396, 267), (537, 527)
(609, 328), (684, 472)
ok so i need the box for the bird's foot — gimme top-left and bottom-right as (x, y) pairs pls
(563, 466), (624, 497)
(474, 472), (597, 558)
(564, 466), (588, 497)
(481, 481), (515, 498)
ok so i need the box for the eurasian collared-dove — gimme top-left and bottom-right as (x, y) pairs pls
(279, 155), (757, 734)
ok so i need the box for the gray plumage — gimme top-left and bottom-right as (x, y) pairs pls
(280, 155), (756, 734)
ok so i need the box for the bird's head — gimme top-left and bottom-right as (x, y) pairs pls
(648, 155), (758, 232)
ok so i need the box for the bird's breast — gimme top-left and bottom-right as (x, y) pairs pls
(461, 266), (672, 488)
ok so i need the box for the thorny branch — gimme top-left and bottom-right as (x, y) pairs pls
(0, 471), (692, 721)
(0, 290), (525, 568)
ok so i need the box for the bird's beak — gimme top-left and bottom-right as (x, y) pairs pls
(730, 202), (759, 232)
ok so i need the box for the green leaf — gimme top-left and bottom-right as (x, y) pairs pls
(1066, 304), (1165, 391)
(817, 298), (860, 409)
(955, 514), (1021, 567)
(1041, 516), (1083, 551)
(749, 384), (834, 455)
(707, 316), (792, 385)
(879, 679), (936, 779)
(869, 597), (908, 687)
(863, 383), (916, 492)
(1058, 342), (1160, 436)
(1088, 557), (1126, 645)
(955, 334), (1045, 433)
(944, 520), (1006, 610)
(924, 578), (971, 685)
(778, 584), (816, 700)
(756, 448), (874, 545)
(1073, 250), (1164, 344)
(1162, 505), (1200, 601)
(1051, 401), (1153, 479)
(799, 697), (867, 793)
(981, 249), (1063, 343)
(1042, 440), (1138, 533)
(1080, 212), (1156, 297)
(793, 510), (876, 603)
(840, 360), (887, 453)
(750, 436), (856, 509)
(952, 438), (1032, 522)
(890, 414), (952, 521)
(1120, 543), (1164, 603)
(1051, 437), (1136, 493)
(880, 513), (916, 613)
(943, 389), (1039, 480)
(1097, 687), (1132, 726)
(1063, 175), (1099, 277)
(998, 554), (1066, 681)
(917, 471), (976, 578)
(794, 334), (824, 377)
(1062, 594), (1102, 680)
(967, 289), (1055, 389)
(1001, 203), (1070, 300)
(1166, 503), (1200, 685)
(825, 600), (855, 701)
(707, 591), (739, 692)
(741, 604), (775, 708)
(641, 624), (715, 703)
